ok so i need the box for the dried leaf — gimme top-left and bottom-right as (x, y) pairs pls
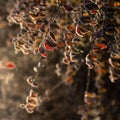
(79, 16), (91, 25)
(49, 31), (56, 42)
(63, 4), (73, 12)
(64, 32), (75, 41)
(84, 2), (99, 11)
(66, 24), (75, 31)
(39, 46), (47, 58)
(75, 25), (84, 37)
(44, 39), (57, 51)
(50, 22), (59, 30)
(95, 43), (108, 49)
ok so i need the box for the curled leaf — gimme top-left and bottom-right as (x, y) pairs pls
(26, 76), (38, 88)
(75, 25), (84, 37)
(44, 39), (57, 51)
(50, 22), (59, 30)
(79, 16), (91, 25)
(39, 46), (47, 58)
(26, 96), (38, 105)
(66, 24), (75, 31)
(84, 2), (99, 11)
(64, 32), (75, 41)
(29, 89), (39, 98)
(95, 43), (108, 49)
(85, 54), (94, 69)
(49, 31), (56, 42)
(63, 4), (73, 12)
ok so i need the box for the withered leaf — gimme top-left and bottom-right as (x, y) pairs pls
(49, 31), (56, 42)
(63, 4), (73, 12)
(50, 22), (59, 30)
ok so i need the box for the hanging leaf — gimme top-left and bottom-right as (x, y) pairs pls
(40, 12), (47, 18)
(50, 22), (59, 30)
(95, 43), (108, 49)
(49, 31), (57, 42)
(85, 54), (94, 69)
(25, 103), (35, 113)
(84, 2), (99, 11)
(29, 90), (39, 98)
(58, 42), (65, 48)
(40, 23), (46, 32)
(75, 25), (90, 37)
(90, 9), (98, 14)
(65, 41), (72, 47)
(44, 39), (57, 51)
(72, 38), (80, 42)
(63, 57), (70, 64)
(39, 46), (47, 58)
(26, 76), (38, 88)
(79, 16), (91, 25)
(63, 4), (73, 12)
(66, 24), (76, 31)
(26, 96), (38, 105)
(75, 25), (84, 37)
(64, 32), (75, 41)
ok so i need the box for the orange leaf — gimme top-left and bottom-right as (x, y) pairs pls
(6, 62), (16, 69)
